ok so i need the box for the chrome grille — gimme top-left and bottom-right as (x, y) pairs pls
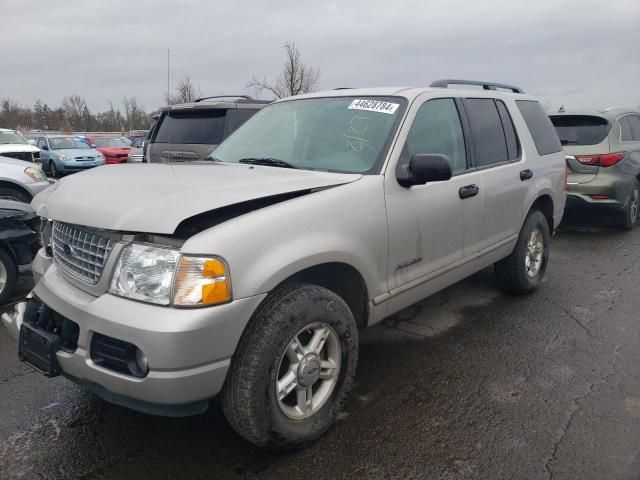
(52, 221), (118, 285)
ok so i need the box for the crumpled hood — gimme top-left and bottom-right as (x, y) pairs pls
(33, 163), (361, 234)
(0, 144), (39, 154)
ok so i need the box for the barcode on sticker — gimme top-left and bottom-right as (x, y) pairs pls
(348, 99), (399, 115)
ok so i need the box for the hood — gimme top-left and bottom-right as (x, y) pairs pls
(0, 144), (39, 154)
(33, 163), (361, 234)
(0, 155), (35, 168)
(54, 148), (101, 159)
(96, 147), (132, 154)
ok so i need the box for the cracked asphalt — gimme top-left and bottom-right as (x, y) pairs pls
(2, 213), (640, 480)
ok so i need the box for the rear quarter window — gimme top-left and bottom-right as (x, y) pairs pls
(550, 115), (611, 146)
(154, 110), (227, 144)
(516, 101), (562, 155)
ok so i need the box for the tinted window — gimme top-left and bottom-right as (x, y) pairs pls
(617, 115), (632, 142)
(154, 110), (226, 144)
(550, 115), (611, 146)
(516, 101), (562, 155)
(495, 100), (519, 160)
(224, 109), (261, 137)
(464, 98), (508, 167)
(625, 115), (640, 141)
(405, 98), (467, 173)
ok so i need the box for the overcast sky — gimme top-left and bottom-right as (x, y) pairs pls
(1, 0), (638, 113)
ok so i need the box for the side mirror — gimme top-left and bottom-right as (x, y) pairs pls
(91, 144), (97, 148)
(41, 144), (49, 151)
(397, 153), (452, 187)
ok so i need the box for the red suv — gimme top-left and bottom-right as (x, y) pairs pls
(86, 136), (132, 164)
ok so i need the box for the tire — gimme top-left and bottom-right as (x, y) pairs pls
(221, 283), (358, 451)
(495, 210), (550, 295)
(0, 248), (18, 305)
(614, 180), (640, 231)
(0, 187), (30, 203)
(49, 161), (58, 178)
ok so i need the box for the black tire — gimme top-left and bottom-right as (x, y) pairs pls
(0, 248), (18, 305)
(221, 283), (358, 451)
(614, 180), (640, 231)
(495, 210), (550, 295)
(0, 187), (30, 203)
(49, 161), (58, 178)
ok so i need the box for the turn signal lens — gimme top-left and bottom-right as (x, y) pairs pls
(173, 256), (231, 306)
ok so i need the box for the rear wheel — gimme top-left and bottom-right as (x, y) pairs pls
(0, 248), (17, 305)
(495, 210), (550, 294)
(614, 180), (640, 231)
(222, 284), (358, 451)
(0, 187), (29, 203)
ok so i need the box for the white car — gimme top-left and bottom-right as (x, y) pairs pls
(0, 155), (51, 202)
(0, 128), (40, 163)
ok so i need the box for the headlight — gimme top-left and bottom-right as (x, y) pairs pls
(58, 154), (69, 161)
(24, 166), (48, 182)
(97, 152), (105, 159)
(109, 243), (231, 306)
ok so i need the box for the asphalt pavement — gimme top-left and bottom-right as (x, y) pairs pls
(1, 213), (640, 480)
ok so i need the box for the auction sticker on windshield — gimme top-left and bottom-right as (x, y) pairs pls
(348, 99), (399, 115)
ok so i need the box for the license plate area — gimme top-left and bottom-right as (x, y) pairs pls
(19, 322), (62, 377)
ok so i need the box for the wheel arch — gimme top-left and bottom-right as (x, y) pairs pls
(0, 180), (33, 201)
(527, 194), (554, 234)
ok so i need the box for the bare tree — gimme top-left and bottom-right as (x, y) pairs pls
(62, 94), (89, 129)
(167, 76), (201, 105)
(248, 42), (320, 99)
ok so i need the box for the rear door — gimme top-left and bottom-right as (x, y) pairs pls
(462, 97), (525, 250)
(549, 114), (611, 184)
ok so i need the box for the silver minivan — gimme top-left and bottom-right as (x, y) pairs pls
(15, 80), (566, 450)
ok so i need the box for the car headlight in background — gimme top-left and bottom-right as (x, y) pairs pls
(109, 243), (231, 307)
(24, 166), (48, 182)
(58, 154), (69, 161)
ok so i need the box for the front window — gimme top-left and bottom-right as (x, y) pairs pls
(92, 137), (130, 148)
(0, 130), (28, 145)
(211, 96), (407, 174)
(49, 137), (92, 150)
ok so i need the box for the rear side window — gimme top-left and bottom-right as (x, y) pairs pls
(495, 100), (519, 160)
(550, 115), (611, 146)
(622, 115), (640, 141)
(517, 101), (562, 155)
(617, 115), (633, 141)
(154, 110), (227, 144)
(463, 98), (509, 167)
(224, 109), (261, 136)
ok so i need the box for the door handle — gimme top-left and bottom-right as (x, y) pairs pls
(459, 184), (479, 199)
(520, 169), (533, 181)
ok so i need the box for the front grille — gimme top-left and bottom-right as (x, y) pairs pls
(3, 151), (33, 162)
(52, 221), (118, 285)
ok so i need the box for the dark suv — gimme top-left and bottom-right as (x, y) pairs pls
(146, 96), (270, 163)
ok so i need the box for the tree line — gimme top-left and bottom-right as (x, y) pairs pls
(0, 95), (154, 133)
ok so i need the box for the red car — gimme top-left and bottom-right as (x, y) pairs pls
(86, 136), (133, 164)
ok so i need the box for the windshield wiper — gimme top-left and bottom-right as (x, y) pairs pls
(238, 157), (297, 169)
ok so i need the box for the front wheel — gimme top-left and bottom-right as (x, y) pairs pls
(49, 161), (58, 178)
(0, 248), (18, 305)
(495, 210), (550, 294)
(221, 284), (358, 451)
(614, 180), (640, 231)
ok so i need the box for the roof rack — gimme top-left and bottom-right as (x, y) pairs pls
(194, 95), (254, 102)
(333, 87), (354, 90)
(429, 79), (524, 94)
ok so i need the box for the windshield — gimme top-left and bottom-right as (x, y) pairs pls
(0, 131), (28, 145)
(93, 137), (130, 148)
(49, 137), (92, 150)
(550, 115), (611, 146)
(211, 96), (406, 173)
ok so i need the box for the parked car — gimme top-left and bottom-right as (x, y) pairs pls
(19, 80), (565, 451)
(0, 200), (40, 304)
(147, 95), (270, 163)
(0, 155), (50, 202)
(550, 108), (640, 229)
(0, 128), (40, 163)
(86, 136), (133, 164)
(35, 135), (106, 177)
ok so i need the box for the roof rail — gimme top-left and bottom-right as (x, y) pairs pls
(333, 87), (354, 90)
(430, 79), (524, 94)
(194, 95), (254, 102)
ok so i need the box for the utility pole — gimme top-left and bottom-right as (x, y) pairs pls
(167, 49), (170, 107)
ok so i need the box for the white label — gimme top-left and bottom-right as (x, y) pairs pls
(348, 99), (399, 115)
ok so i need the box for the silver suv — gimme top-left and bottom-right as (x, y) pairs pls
(19, 80), (566, 450)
